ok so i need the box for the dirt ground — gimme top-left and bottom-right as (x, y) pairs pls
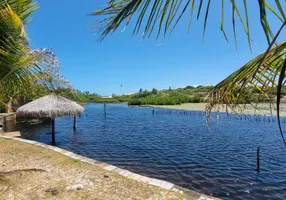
(0, 138), (194, 200)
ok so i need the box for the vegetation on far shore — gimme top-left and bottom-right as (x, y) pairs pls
(4, 83), (286, 113)
(86, 86), (211, 106)
(84, 85), (286, 106)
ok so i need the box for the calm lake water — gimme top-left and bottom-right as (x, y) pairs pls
(18, 103), (286, 200)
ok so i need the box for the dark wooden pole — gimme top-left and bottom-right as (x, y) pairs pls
(152, 110), (155, 115)
(73, 115), (76, 129)
(104, 103), (107, 117)
(257, 146), (260, 173)
(52, 118), (55, 145)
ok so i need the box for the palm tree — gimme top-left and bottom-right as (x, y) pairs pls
(0, 0), (68, 112)
(92, 0), (286, 143)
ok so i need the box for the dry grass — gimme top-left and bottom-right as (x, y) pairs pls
(0, 138), (193, 200)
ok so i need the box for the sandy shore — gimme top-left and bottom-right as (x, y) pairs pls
(149, 103), (286, 116)
(0, 137), (200, 200)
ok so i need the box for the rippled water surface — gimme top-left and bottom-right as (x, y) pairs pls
(18, 103), (286, 199)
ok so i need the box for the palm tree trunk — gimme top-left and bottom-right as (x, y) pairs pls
(5, 97), (13, 113)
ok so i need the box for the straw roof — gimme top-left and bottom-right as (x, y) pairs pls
(16, 94), (84, 119)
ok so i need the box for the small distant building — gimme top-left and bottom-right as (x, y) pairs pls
(101, 96), (112, 99)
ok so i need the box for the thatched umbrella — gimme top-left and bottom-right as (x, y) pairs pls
(17, 94), (84, 144)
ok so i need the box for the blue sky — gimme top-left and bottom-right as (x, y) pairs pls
(27, 1), (284, 96)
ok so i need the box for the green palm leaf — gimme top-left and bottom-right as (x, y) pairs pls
(206, 41), (286, 141)
(0, 1), (69, 111)
(92, 0), (285, 46)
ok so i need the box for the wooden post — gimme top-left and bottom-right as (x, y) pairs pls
(0, 123), (3, 135)
(257, 146), (260, 173)
(73, 115), (76, 129)
(52, 119), (55, 145)
(104, 103), (107, 117)
(152, 110), (155, 115)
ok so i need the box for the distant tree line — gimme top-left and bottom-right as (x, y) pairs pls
(84, 85), (286, 106)
(86, 85), (211, 105)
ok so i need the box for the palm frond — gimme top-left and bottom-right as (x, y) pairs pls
(92, 0), (285, 46)
(206, 41), (286, 118)
(0, 0), (39, 24)
(0, 1), (69, 105)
